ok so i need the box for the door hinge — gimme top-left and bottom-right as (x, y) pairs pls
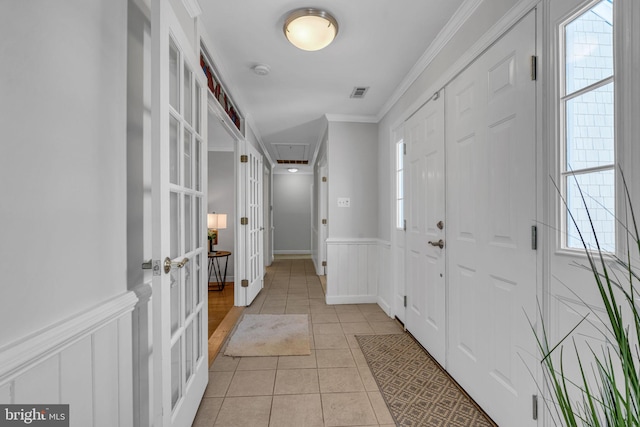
(532, 395), (538, 420)
(322, 218), (327, 225)
(322, 261), (327, 267)
(322, 176), (327, 182)
(240, 217), (248, 225)
(403, 295), (407, 307)
(240, 154), (248, 163)
(530, 55), (538, 81)
(241, 279), (249, 287)
(403, 219), (407, 231)
(403, 143), (407, 155)
(531, 225), (538, 250)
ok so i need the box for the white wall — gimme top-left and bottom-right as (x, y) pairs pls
(0, 0), (129, 349)
(0, 1), (134, 424)
(327, 121), (378, 239)
(273, 173), (313, 253)
(208, 151), (235, 278)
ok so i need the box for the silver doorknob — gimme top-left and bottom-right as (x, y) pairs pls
(164, 257), (190, 274)
(428, 239), (445, 249)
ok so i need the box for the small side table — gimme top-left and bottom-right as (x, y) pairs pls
(208, 251), (231, 291)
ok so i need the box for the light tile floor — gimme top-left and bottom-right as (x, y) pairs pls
(192, 257), (402, 427)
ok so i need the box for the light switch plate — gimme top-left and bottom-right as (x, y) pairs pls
(337, 197), (351, 208)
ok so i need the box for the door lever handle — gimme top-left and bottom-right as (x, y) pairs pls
(163, 257), (190, 274)
(428, 239), (445, 249)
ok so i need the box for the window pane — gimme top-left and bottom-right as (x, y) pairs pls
(170, 192), (180, 259)
(566, 82), (614, 170)
(170, 267), (181, 335)
(184, 129), (192, 189)
(566, 169), (615, 252)
(185, 194), (192, 253)
(170, 116), (180, 185)
(565, 0), (613, 94)
(169, 39), (180, 111)
(184, 65), (192, 125)
(195, 82), (201, 134)
(171, 340), (181, 409)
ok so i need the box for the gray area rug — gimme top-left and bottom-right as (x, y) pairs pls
(224, 314), (310, 357)
(357, 333), (497, 426)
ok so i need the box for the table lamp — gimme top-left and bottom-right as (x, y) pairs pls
(207, 213), (227, 253)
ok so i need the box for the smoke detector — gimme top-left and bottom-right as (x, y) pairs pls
(252, 64), (271, 76)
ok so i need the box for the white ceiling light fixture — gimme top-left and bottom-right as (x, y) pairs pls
(287, 168), (299, 173)
(283, 8), (339, 51)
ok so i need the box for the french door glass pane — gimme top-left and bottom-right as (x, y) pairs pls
(169, 39), (180, 112)
(195, 82), (201, 134)
(184, 129), (192, 189)
(185, 322), (194, 383)
(170, 268), (180, 335)
(185, 194), (192, 253)
(195, 197), (201, 250)
(195, 140), (201, 192)
(185, 257), (193, 317)
(170, 116), (180, 185)
(566, 169), (615, 252)
(171, 340), (181, 409)
(565, 0), (613, 95)
(196, 312), (202, 360)
(170, 192), (180, 259)
(566, 82), (614, 170)
(195, 253), (202, 306)
(184, 65), (192, 126)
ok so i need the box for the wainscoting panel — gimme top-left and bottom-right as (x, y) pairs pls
(326, 238), (389, 305)
(0, 291), (138, 427)
(377, 241), (392, 315)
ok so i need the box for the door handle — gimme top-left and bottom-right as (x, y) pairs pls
(428, 239), (445, 249)
(164, 257), (190, 274)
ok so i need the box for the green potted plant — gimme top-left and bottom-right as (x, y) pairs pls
(534, 171), (640, 425)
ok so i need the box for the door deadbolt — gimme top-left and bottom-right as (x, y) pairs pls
(164, 257), (190, 274)
(437, 221), (444, 230)
(428, 239), (445, 249)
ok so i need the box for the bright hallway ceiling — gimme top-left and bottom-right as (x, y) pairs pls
(200, 0), (468, 172)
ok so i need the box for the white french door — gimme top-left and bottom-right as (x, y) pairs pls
(445, 10), (537, 427)
(404, 93), (447, 366)
(151, 1), (208, 426)
(242, 142), (264, 305)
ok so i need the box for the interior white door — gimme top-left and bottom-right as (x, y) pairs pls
(151, 2), (208, 426)
(243, 142), (264, 305)
(445, 10), (537, 427)
(404, 93), (446, 366)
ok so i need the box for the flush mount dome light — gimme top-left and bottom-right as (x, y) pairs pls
(287, 168), (299, 173)
(283, 8), (339, 51)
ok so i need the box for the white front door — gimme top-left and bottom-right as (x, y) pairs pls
(151, 2), (208, 425)
(242, 142), (264, 305)
(445, 10), (537, 426)
(404, 93), (447, 366)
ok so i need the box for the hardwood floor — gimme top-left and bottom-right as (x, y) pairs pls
(208, 283), (235, 338)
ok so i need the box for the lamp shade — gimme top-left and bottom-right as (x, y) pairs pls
(208, 213), (227, 229)
(284, 8), (338, 51)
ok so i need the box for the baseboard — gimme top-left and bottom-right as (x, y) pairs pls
(377, 296), (392, 316)
(325, 295), (379, 305)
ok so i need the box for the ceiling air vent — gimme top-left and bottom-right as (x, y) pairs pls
(350, 86), (369, 99)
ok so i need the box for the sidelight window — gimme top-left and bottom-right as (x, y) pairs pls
(396, 139), (405, 230)
(560, 0), (615, 252)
